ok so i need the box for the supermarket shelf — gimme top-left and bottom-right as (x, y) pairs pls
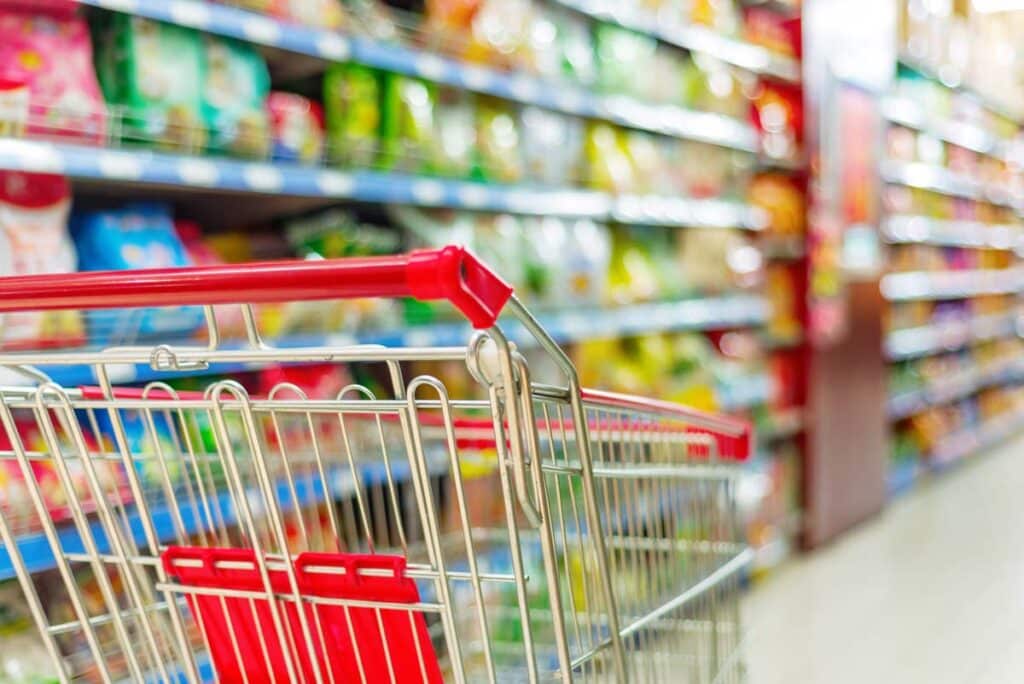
(0, 456), (449, 581)
(0, 138), (765, 229)
(880, 267), (1024, 302)
(758, 153), (806, 172)
(880, 160), (1020, 208)
(881, 96), (1010, 160)
(20, 296), (769, 388)
(887, 360), (1024, 420)
(885, 312), (1019, 361)
(883, 215), (1022, 251)
(887, 458), (922, 498)
(553, 0), (801, 83)
(78, 0), (760, 153)
(759, 407), (804, 442)
(929, 411), (1024, 469)
(897, 54), (1023, 126)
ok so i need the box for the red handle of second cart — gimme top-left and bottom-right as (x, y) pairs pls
(0, 245), (514, 329)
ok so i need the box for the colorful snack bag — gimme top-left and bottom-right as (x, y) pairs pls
(93, 15), (206, 150)
(382, 75), (440, 172)
(0, 171), (82, 347)
(72, 203), (204, 343)
(0, 10), (106, 144)
(269, 92), (325, 164)
(324, 63), (382, 167)
(202, 35), (271, 158)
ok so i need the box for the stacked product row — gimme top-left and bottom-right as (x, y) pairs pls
(881, 30), (1024, 494)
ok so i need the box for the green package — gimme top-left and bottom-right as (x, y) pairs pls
(595, 23), (656, 98)
(201, 35), (271, 158)
(476, 98), (523, 183)
(381, 74), (440, 173)
(323, 63), (382, 167)
(93, 15), (206, 151)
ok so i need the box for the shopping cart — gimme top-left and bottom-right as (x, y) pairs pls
(0, 245), (753, 683)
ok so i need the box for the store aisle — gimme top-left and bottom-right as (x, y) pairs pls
(743, 436), (1024, 684)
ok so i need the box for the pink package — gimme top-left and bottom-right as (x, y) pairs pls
(0, 10), (107, 145)
(0, 1), (76, 15)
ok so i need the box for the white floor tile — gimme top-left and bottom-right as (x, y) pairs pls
(743, 434), (1024, 684)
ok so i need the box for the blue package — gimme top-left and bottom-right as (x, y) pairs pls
(71, 203), (204, 344)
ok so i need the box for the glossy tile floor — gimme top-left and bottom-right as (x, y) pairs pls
(743, 437), (1024, 684)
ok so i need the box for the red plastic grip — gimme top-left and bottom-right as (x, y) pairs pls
(0, 245), (513, 329)
(162, 547), (443, 684)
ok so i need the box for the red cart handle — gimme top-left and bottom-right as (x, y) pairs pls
(0, 245), (513, 329)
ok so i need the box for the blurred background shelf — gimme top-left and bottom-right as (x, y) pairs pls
(880, 160), (1020, 208)
(78, 0), (762, 152)
(885, 312), (1019, 360)
(880, 268), (1024, 301)
(0, 139), (766, 229)
(883, 215), (1022, 250)
(552, 0), (801, 83)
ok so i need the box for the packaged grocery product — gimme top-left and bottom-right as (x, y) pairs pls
(471, 212), (526, 289)
(518, 216), (563, 305)
(324, 63), (382, 167)
(685, 54), (750, 120)
(345, 0), (400, 42)
(435, 87), (477, 178)
(625, 131), (668, 194)
(749, 173), (806, 237)
(202, 35), (271, 157)
(425, 0), (480, 35)
(556, 7), (597, 84)
(565, 219), (612, 305)
(595, 23), (657, 98)
(744, 4), (801, 57)
(0, 0), (76, 13)
(93, 15), (206, 150)
(585, 122), (635, 193)
(520, 106), (582, 185)
(382, 75), (440, 173)
(0, 172), (82, 347)
(690, 0), (741, 35)
(0, 10), (106, 144)
(72, 203), (204, 343)
(677, 227), (759, 294)
(476, 98), (524, 183)
(0, 411), (128, 534)
(285, 210), (401, 332)
(282, 0), (346, 28)
(0, 583), (61, 683)
(679, 141), (732, 198)
(606, 225), (661, 304)
(524, 5), (562, 78)
(466, 0), (533, 69)
(765, 263), (800, 342)
(268, 91), (325, 164)
(0, 78), (28, 138)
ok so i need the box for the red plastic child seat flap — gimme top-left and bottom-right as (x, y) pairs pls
(162, 547), (443, 684)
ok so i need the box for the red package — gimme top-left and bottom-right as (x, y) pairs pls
(268, 92), (325, 164)
(0, 10), (107, 145)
